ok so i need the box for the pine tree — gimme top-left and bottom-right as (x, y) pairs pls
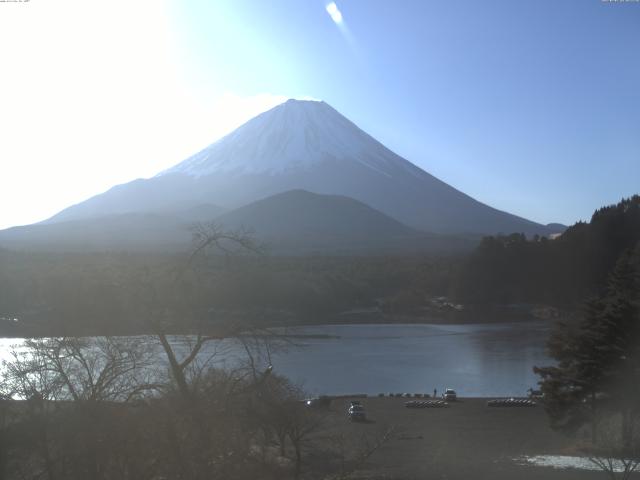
(534, 243), (640, 444)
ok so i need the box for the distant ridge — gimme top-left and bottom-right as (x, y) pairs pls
(0, 99), (563, 253)
(0, 190), (476, 254)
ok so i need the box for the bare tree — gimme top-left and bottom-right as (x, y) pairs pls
(3, 337), (157, 403)
(583, 413), (640, 480)
(1, 336), (159, 480)
(153, 222), (263, 398)
(287, 404), (325, 479)
(142, 222), (279, 479)
(0, 223), (302, 480)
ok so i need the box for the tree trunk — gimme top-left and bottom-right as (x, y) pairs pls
(294, 440), (301, 479)
(158, 333), (191, 401)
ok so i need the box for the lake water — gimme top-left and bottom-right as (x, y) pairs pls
(263, 322), (551, 397)
(0, 322), (552, 397)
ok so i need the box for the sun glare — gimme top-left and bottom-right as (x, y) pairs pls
(326, 2), (343, 24)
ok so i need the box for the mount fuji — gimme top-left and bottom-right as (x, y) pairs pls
(0, 99), (559, 252)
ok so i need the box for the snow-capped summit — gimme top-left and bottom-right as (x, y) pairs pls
(39, 98), (556, 237)
(160, 99), (419, 178)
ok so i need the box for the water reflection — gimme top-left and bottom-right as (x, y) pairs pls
(0, 322), (552, 397)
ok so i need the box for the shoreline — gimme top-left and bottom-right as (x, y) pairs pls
(0, 307), (563, 339)
(0, 317), (552, 340)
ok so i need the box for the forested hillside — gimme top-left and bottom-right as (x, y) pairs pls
(454, 196), (640, 306)
(0, 249), (457, 336)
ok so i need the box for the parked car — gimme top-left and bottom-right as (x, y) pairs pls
(348, 404), (366, 421)
(442, 388), (457, 401)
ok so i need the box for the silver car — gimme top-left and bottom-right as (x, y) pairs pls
(443, 388), (457, 401)
(348, 404), (366, 421)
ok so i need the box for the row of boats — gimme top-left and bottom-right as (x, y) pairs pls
(487, 398), (537, 407)
(403, 398), (537, 408)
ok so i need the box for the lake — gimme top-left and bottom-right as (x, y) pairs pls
(0, 322), (552, 397)
(261, 322), (551, 397)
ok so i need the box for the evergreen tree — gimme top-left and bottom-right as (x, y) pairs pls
(455, 195), (640, 305)
(534, 244), (640, 443)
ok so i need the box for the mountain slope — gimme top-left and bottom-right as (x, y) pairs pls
(0, 190), (476, 254)
(217, 190), (416, 237)
(46, 99), (555, 237)
(0, 213), (193, 252)
(215, 189), (419, 253)
(0, 204), (226, 252)
(214, 189), (476, 254)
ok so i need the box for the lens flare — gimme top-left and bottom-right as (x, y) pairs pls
(326, 2), (343, 24)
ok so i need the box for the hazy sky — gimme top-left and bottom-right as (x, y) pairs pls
(1, 0), (638, 229)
